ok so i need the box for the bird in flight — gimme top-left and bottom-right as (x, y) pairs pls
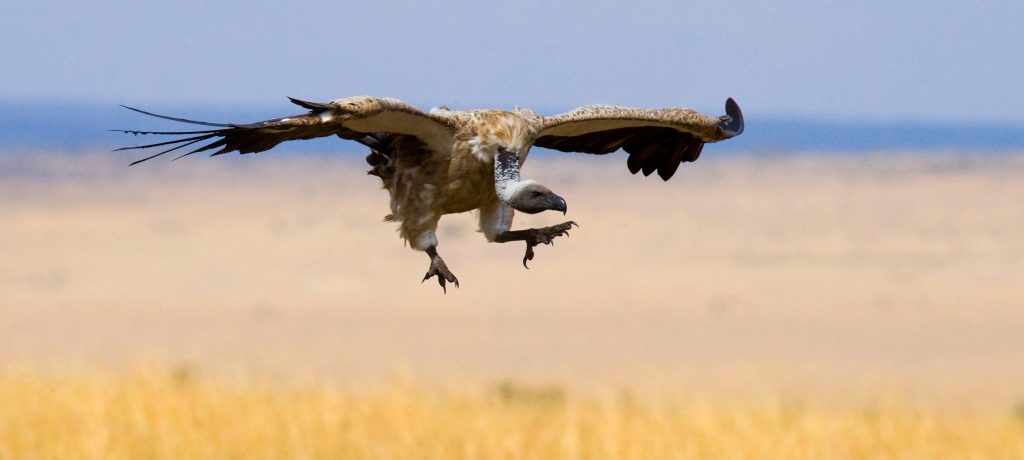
(115, 96), (744, 291)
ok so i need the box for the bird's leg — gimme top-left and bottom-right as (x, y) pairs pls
(422, 246), (459, 293)
(494, 221), (577, 268)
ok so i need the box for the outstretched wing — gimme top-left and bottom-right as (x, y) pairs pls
(114, 96), (460, 165)
(534, 98), (744, 181)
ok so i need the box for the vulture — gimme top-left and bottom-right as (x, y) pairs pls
(115, 96), (744, 291)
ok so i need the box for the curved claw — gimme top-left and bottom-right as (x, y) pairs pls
(522, 244), (536, 269)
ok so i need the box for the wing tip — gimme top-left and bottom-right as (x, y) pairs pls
(119, 105), (235, 128)
(720, 98), (744, 137)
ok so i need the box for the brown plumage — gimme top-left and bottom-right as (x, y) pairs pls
(115, 96), (744, 291)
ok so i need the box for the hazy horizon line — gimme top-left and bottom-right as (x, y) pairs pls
(4, 98), (1024, 154)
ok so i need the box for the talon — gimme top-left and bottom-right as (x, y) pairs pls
(522, 244), (536, 269)
(423, 253), (459, 293)
(503, 221), (577, 269)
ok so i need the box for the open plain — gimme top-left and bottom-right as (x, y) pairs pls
(1, 150), (1022, 458)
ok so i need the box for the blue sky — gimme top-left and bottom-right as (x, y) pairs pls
(2, 0), (1022, 122)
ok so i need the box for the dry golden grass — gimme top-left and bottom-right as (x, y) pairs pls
(1, 369), (1022, 460)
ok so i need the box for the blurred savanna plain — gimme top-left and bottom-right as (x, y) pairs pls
(1, 150), (1023, 458)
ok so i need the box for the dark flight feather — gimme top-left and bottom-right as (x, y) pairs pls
(115, 103), (387, 165)
(287, 97), (334, 112)
(113, 133), (217, 152)
(537, 126), (705, 181)
(119, 106), (238, 127)
(128, 136), (214, 166)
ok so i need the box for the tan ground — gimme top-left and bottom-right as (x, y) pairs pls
(1, 150), (1023, 406)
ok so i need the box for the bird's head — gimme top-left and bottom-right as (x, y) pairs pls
(505, 180), (567, 215)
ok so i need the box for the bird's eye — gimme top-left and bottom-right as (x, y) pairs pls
(531, 191), (542, 198)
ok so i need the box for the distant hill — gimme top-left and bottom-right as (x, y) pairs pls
(3, 99), (1023, 154)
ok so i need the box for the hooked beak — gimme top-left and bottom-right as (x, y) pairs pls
(549, 194), (567, 215)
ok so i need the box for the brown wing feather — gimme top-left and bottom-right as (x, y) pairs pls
(534, 98), (743, 181)
(115, 96), (458, 165)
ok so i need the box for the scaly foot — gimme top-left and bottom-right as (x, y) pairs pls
(422, 250), (459, 293)
(522, 221), (577, 268)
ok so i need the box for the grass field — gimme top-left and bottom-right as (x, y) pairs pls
(2, 369), (1022, 459)
(1, 150), (1023, 457)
